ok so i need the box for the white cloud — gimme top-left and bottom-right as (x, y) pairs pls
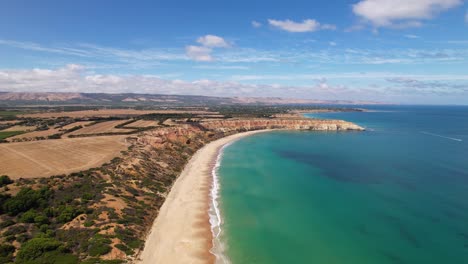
(352, 0), (462, 28)
(185, 35), (230, 62)
(196, 35), (229, 48)
(329, 41), (337, 46)
(465, 10), (468, 23)
(268, 19), (336, 32)
(252, 21), (262, 28)
(185, 45), (213, 62)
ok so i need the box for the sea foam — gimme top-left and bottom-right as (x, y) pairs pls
(209, 142), (233, 264)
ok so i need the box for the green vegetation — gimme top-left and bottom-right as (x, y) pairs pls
(2, 187), (52, 216)
(16, 237), (78, 264)
(0, 131), (24, 140)
(0, 111), (24, 119)
(0, 175), (13, 187)
(88, 235), (112, 257)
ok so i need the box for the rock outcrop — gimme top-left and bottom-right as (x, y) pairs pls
(200, 118), (365, 132)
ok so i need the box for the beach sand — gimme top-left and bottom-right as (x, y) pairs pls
(137, 130), (269, 264)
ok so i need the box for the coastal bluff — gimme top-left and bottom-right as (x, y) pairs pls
(200, 118), (365, 132)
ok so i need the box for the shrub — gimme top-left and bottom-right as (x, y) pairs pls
(2, 187), (52, 215)
(115, 243), (133, 255)
(56, 206), (78, 223)
(0, 175), (13, 187)
(20, 210), (37, 223)
(3, 225), (27, 236)
(0, 219), (15, 228)
(0, 243), (15, 263)
(81, 193), (94, 201)
(83, 220), (95, 227)
(16, 237), (61, 261)
(16, 233), (30, 243)
(88, 235), (112, 257)
(35, 215), (49, 225)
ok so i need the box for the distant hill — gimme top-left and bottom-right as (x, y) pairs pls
(0, 92), (381, 106)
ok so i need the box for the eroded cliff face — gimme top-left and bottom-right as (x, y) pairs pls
(200, 118), (365, 132)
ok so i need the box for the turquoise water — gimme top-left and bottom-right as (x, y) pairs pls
(217, 106), (468, 264)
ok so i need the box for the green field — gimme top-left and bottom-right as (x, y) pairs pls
(0, 111), (25, 120)
(0, 131), (24, 140)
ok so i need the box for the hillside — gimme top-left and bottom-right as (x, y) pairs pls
(0, 92), (381, 106)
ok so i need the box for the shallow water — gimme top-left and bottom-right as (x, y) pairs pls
(216, 105), (468, 264)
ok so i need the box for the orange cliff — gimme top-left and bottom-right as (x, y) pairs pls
(199, 118), (365, 132)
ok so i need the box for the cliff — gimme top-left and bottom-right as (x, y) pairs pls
(200, 118), (365, 132)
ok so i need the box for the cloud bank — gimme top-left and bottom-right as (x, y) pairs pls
(1, 65), (467, 104)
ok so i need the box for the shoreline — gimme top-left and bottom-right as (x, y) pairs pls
(137, 130), (271, 264)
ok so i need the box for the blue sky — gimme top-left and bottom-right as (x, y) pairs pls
(1, 0), (468, 104)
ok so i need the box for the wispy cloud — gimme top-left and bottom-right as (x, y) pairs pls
(352, 0), (462, 28)
(386, 77), (468, 94)
(251, 21), (262, 28)
(268, 19), (336, 32)
(185, 45), (213, 62)
(405, 34), (420, 39)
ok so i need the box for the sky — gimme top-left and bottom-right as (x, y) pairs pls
(1, 0), (468, 104)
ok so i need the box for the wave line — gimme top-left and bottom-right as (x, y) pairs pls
(421, 131), (462, 142)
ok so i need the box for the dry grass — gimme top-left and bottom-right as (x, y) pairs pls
(20, 109), (217, 118)
(67, 120), (134, 136)
(8, 128), (61, 141)
(0, 120), (19, 125)
(0, 135), (128, 178)
(1, 125), (36, 132)
(125, 120), (159, 128)
(60, 121), (94, 130)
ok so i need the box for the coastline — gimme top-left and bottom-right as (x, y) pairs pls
(137, 130), (271, 264)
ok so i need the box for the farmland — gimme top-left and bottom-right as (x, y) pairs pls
(124, 119), (159, 128)
(67, 120), (134, 136)
(7, 128), (62, 141)
(0, 135), (128, 178)
(0, 131), (24, 140)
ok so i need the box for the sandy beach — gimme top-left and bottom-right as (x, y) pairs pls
(137, 130), (269, 264)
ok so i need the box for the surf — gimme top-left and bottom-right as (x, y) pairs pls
(209, 142), (233, 264)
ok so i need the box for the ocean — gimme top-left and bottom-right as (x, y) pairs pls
(214, 105), (468, 264)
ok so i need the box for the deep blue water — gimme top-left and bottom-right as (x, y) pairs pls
(217, 105), (468, 264)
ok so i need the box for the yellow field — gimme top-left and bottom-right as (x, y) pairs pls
(8, 128), (61, 141)
(1, 125), (36, 132)
(125, 120), (159, 128)
(60, 121), (94, 130)
(67, 120), (134, 136)
(0, 136), (128, 178)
